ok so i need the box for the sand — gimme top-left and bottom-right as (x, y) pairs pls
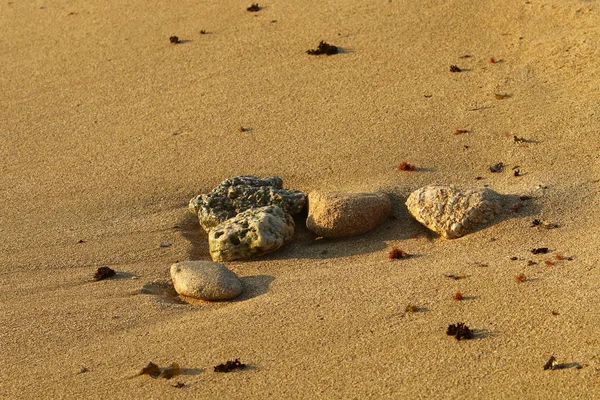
(1, 0), (599, 398)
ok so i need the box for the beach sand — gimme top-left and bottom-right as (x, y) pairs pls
(1, 0), (599, 398)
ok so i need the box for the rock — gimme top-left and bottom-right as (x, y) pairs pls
(405, 185), (502, 239)
(189, 176), (306, 232)
(170, 261), (243, 300)
(306, 191), (392, 238)
(208, 205), (295, 261)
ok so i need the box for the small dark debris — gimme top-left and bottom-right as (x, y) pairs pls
(424, 94), (432, 98)
(94, 266), (115, 281)
(531, 247), (549, 254)
(449, 65), (462, 72)
(459, 55), (472, 59)
(77, 239), (86, 243)
(200, 30), (207, 34)
(454, 129), (470, 135)
(513, 135), (527, 143)
(531, 219), (541, 227)
(405, 304), (418, 313)
(160, 243), (172, 248)
(446, 322), (473, 340)
(489, 162), (504, 173)
(513, 169), (522, 177)
(551, 311), (560, 316)
(172, 382), (186, 388)
(306, 41), (338, 56)
(77, 367), (89, 374)
(453, 291), (464, 301)
(443, 274), (465, 280)
(527, 260), (537, 266)
(515, 273), (526, 283)
(494, 93), (511, 100)
(388, 248), (409, 260)
(543, 355), (558, 370)
(160, 363), (181, 379)
(510, 256), (518, 261)
(247, 3), (260, 12)
(490, 57), (497, 64)
(139, 362), (161, 377)
(214, 359), (246, 373)
(169, 36), (180, 44)
(397, 161), (415, 171)
(238, 126), (249, 133)
(475, 176), (483, 180)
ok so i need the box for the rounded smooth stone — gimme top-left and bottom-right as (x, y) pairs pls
(306, 191), (392, 238)
(170, 261), (242, 301)
(405, 184), (502, 239)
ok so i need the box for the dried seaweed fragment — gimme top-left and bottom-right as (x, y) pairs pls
(388, 247), (409, 260)
(214, 359), (246, 372)
(397, 161), (415, 171)
(443, 274), (465, 280)
(543, 355), (559, 370)
(139, 362), (161, 377)
(94, 266), (115, 281)
(453, 291), (464, 301)
(246, 3), (260, 12)
(446, 322), (473, 340)
(306, 41), (338, 55)
(531, 247), (549, 254)
(405, 304), (418, 313)
(160, 363), (181, 379)
(489, 162), (504, 173)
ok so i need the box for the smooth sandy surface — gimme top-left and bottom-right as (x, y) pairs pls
(2, 0), (599, 398)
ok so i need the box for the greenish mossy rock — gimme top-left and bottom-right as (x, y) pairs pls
(189, 176), (306, 232)
(208, 205), (294, 262)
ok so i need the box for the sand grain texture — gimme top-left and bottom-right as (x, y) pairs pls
(2, 0), (599, 398)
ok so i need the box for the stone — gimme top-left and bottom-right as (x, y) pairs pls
(405, 185), (502, 239)
(208, 205), (295, 262)
(170, 261), (243, 301)
(189, 176), (306, 232)
(306, 191), (392, 238)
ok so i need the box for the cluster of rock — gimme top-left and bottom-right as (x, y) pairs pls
(172, 176), (504, 302)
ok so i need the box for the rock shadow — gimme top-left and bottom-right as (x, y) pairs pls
(177, 211), (210, 260)
(234, 275), (275, 301)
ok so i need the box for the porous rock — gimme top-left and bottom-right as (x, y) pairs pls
(189, 176), (306, 232)
(306, 191), (392, 238)
(209, 205), (295, 262)
(405, 185), (502, 239)
(170, 261), (242, 301)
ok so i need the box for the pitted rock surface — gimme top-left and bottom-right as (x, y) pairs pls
(405, 185), (502, 239)
(170, 261), (243, 301)
(306, 191), (392, 238)
(189, 176), (306, 232)
(209, 205), (295, 262)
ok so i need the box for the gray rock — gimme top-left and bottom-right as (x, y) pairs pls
(405, 184), (502, 239)
(209, 205), (295, 262)
(306, 191), (392, 238)
(170, 261), (243, 301)
(189, 176), (306, 232)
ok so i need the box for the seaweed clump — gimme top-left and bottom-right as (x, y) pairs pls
(306, 41), (339, 56)
(388, 248), (410, 260)
(94, 266), (115, 281)
(446, 322), (473, 340)
(214, 359), (246, 372)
